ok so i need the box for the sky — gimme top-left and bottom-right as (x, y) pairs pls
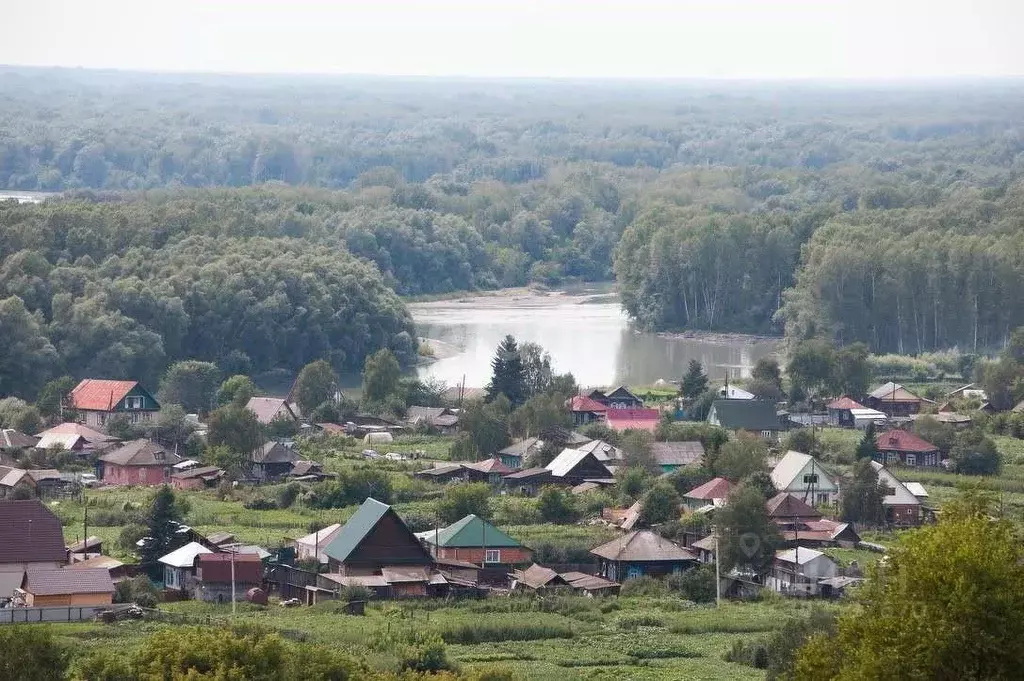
(3, 0), (1023, 80)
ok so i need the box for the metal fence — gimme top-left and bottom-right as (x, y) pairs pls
(0, 604), (125, 624)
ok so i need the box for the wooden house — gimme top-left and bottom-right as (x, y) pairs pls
(866, 382), (930, 417)
(19, 568), (114, 607)
(767, 547), (838, 597)
(770, 451), (839, 506)
(497, 438), (543, 470)
(683, 477), (733, 511)
(158, 542), (213, 593)
(652, 441), (704, 473)
(870, 461), (923, 525)
(99, 440), (183, 486)
(251, 441), (300, 482)
(603, 386), (645, 410)
(405, 406), (459, 434)
(590, 530), (697, 582)
(568, 396), (607, 426)
(874, 429), (941, 467)
(826, 396), (866, 427)
(70, 379), (160, 429)
(414, 463), (468, 484)
(171, 465), (225, 490)
(707, 399), (781, 440)
(463, 457), (514, 485)
(545, 448), (614, 485)
(503, 467), (559, 496)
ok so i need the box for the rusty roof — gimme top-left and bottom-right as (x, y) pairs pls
(876, 428), (939, 453)
(70, 379), (140, 412)
(684, 477), (733, 500)
(23, 568), (114, 596)
(0, 499), (67, 564)
(766, 492), (822, 520)
(590, 530), (697, 563)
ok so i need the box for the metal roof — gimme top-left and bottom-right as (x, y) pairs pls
(423, 514), (523, 549)
(0, 499), (68, 565)
(158, 541), (213, 568)
(24, 567), (114, 596)
(100, 440), (182, 467)
(323, 498), (391, 564)
(775, 547), (828, 565)
(70, 379), (143, 412)
(684, 477), (733, 501)
(652, 441), (705, 467)
(590, 530), (697, 563)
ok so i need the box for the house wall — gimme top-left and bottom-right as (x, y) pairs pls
(172, 477), (204, 491)
(886, 503), (921, 526)
(163, 566), (198, 591)
(600, 559), (693, 582)
(875, 449), (940, 467)
(27, 592), (113, 607)
(103, 463), (169, 486)
(867, 398), (920, 417)
(436, 546), (533, 565)
(194, 582), (259, 602)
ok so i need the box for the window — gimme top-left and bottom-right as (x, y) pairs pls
(125, 396), (143, 410)
(924, 453), (935, 466)
(817, 493), (830, 505)
(906, 454), (916, 466)
(803, 474), (819, 485)
(884, 486), (897, 496)
(886, 451), (898, 464)
(484, 549), (501, 564)
(761, 430), (773, 439)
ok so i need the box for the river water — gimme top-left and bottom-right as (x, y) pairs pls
(410, 289), (780, 390)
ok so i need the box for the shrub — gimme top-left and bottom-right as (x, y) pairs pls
(90, 509), (137, 526)
(399, 634), (456, 673)
(113, 575), (160, 608)
(619, 575), (668, 597)
(667, 564), (717, 603)
(243, 497), (278, 510)
(276, 482), (302, 509)
(616, 613), (665, 630)
(117, 524), (147, 552)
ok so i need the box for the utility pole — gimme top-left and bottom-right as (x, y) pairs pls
(230, 548), (237, 616)
(714, 523), (721, 608)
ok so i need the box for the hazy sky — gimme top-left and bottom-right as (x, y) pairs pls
(4, 0), (1023, 79)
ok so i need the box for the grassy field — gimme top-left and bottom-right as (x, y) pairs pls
(50, 596), (843, 680)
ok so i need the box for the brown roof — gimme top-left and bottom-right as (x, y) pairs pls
(766, 493), (822, 520)
(68, 555), (125, 572)
(68, 536), (102, 553)
(827, 396), (866, 410)
(38, 422), (118, 443)
(23, 568), (114, 596)
(1, 429), (38, 449)
(876, 429), (939, 453)
(70, 379), (140, 412)
(252, 441), (300, 465)
(503, 466), (554, 481)
(170, 465), (224, 480)
(590, 530), (697, 563)
(246, 397), (297, 425)
(100, 440), (182, 467)
(0, 499), (68, 564)
(651, 441), (704, 467)
(514, 563), (564, 589)
(289, 460), (323, 477)
(464, 457), (513, 475)
(197, 553), (262, 584)
(684, 477), (733, 501)
(569, 396), (608, 413)
(561, 571), (620, 592)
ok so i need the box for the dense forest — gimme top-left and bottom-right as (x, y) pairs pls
(2, 68), (1024, 397)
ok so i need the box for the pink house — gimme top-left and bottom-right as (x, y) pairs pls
(99, 440), (183, 486)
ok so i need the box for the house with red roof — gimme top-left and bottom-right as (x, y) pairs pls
(99, 440), (183, 485)
(568, 395), (608, 426)
(826, 396), (865, 427)
(875, 429), (941, 467)
(70, 379), (161, 429)
(683, 477), (733, 511)
(606, 408), (661, 433)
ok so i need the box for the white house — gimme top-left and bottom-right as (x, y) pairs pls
(717, 385), (755, 400)
(870, 461), (923, 526)
(770, 451), (839, 507)
(767, 547), (838, 596)
(158, 542), (212, 591)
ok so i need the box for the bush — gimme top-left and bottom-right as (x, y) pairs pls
(243, 497), (278, 510)
(117, 524), (148, 553)
(616, 613), (665, 630)
(113, 575), (160, 608)
(276, 482), (302, 509)
(90, 509), (138, 526)
(399, 634), (456, 673)
(619, 575), (668, 597)
(666, 564), (717, 603)
(339, 585), (374, 603)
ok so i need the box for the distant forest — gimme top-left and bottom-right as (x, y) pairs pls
(2, 68), (1024, 395)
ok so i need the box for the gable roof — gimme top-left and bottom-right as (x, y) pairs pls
(709, 399), (780, 431)
(23, 568), (114, 596)
(591, 530), (697, 563)
(252, 441), (299, 464)
(575, 439), (622, 461)
(37, 422), (118, 444)
(569, 396), (608, 413)
(719, 385), (755, 400)
(869, 461), (921, 506)
(158, 541), (213, 568)
(869, 382), (927, 403)
(1, 429), (38, 449)
(605, 408), (661, 432)
(498, 437), (542, 459)
(69, 555), (124, 572)
(323, 497), (430, 565)
(170, 465), (224, 481)
(100, 440), (182, 467)
(0, 499), (67, 564)
(766, 492), (822, 520)
(606, 386), (642, 403)
(827, 396), (866, 410)
(876, 429), (938, 453)
(514, 563), (565, 589)
(545, 448), (611, 478)
(246, 397), (297, 425)
(294, 523), (343, 549)
(770, 451), (837, 491)
(775, 547), (829, 566)
(652, 441), (704, 467)
(503, 466), (553, 481)
(425, 514), (523, 549)
(684, 477), (733, 501)
(464, 458), (513, 475)
(70, 379), (143, 412)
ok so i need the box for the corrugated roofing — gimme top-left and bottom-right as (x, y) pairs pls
(545, 448), (590, 477)
(158, 541), (212, 568)
(425, 514), (523, 549)
(876, 429), (938, 453)
(70, 379), (139, 412)
(569, 396), (608, 413)
(775, 547), (827, 566)
(323, 497), (390, 564)
(101, 440), (182, 467)
(0, 499), (68, 564)
(904, 482), (929, 498)
(652, 441), (705, 467)
(575, 439), (623, 462)
(684, 477), (733, 501)
(246, 397), (296, 425)
(24, 567), (114, 596)
(869, 382), (924, 402)
(709, 399), (780, 431)
(590, 530), (697, 563)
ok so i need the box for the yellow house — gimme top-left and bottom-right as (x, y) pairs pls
(20, 568), (114, 607)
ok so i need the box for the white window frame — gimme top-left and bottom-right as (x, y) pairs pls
(125, 396), (143, 410)
(761, 430), (772, 439)
(484, 549), (501, 564)
(886, 451), (898, 464)
(906, 453), (916, 466)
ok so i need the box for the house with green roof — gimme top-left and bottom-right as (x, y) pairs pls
(323, 498), (433, 575)
(417, 514), (533, 567)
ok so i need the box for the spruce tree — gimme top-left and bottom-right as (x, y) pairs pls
(856, 422), (879, 461)
(680, 359), (709, 398)
(141, 485), (185, 566)
(486, 335), (527, 406)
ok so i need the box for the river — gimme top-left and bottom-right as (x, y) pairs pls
(410, 288), (780, 390)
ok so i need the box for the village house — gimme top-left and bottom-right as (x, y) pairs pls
(404, 406), (459, 434)
(245, 397), (299, 426)
(770, 451), (840, 507)
(69, 555), (129, 583)
(414, 463), (469, 484)
(602, 386), (645, 409)
(70, 379), (161, 428)
(497, 438), (543, 470)
(766, 492), (824, 527)
(171, 465), (225, 490)
(99, 440), (183, 486)
(575, 439), (624, 463)
(874, 429), (941, 467)
(503, 467), (560, 496)
(510, 563), (621, 596)
(568, 395), (608, 426)
(0, 499), (68, 599)
(35, 422), (120, 453)
(689, 535), (717, 564)
(707, 399), (782, 440)
(159, 542), (213, 593)
(0, 467), (66, 499)
(321, 498), (446, 598)
(463, 457), (514, 485)
(683, 477), (733, 511)
(866, 382), (931, 417)
(293, 523), (343, 565)
(651, 441), (704, 473)
(545, 447), (614, 485)
(591, 530), (698, 582)
(605, 408), (661, 433)
(288, 460), (327, 480)
(194, 553), (262, 603)
(767, 492), (859, 547)
(1, 428), (38, 451)
(870, 461), (923, 525)
(19, 568), (114, 607)
(826, 396), (866, 428)
(251, 441), (300, 482)
(418, 514), (532, 567)
(766, 547), (839, 597)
